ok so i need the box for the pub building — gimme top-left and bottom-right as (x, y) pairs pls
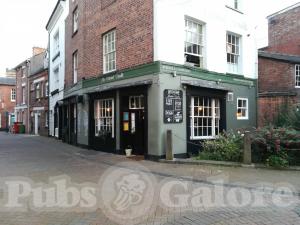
(51, 0), (258, 160)
(61, 61), (256, 160)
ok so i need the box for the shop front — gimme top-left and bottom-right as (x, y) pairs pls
(63, 61), (257, 160)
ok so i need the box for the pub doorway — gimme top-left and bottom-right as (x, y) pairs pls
(120, 92), (147, 156)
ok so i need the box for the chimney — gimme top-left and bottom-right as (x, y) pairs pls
(32, 47), (46, 56)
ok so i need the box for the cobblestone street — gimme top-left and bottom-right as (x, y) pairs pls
(0, 132), (299, 225)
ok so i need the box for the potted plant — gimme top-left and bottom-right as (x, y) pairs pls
(125, 145), (133, 157)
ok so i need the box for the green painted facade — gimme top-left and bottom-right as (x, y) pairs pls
(64, 61), (257, 158)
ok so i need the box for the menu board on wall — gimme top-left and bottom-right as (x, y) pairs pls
(164, 89), (183, 124)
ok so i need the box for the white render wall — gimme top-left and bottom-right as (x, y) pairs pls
(47, 0), (69, 136)
(153, 0), (258, 79)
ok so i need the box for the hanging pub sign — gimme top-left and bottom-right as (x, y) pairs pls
(164, 89), (183, 124)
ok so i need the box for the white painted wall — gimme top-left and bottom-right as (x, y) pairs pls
(154, 0), (258, 79)
(47, 0), (69, 136)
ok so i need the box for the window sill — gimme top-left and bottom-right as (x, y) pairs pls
(103, 69), (117, 75)
(72, 30), (78, 38)
(225, 5), (243, 14)
(52, 52), (60, 62)
(190, 136), (217, 140)
(237, 117), (249, 120)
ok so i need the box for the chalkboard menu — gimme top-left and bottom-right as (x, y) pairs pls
(164, 89), (183, 123)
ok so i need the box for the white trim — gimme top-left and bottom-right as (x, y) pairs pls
(237, 97), (249, 120)
(22, 83), (26, 87)
(295, 64), (300, 88)
(33, 107), (45, 111)
(15, 105), (28, 110)
(33, 77), (45, 84)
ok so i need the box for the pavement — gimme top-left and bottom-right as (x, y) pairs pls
(0, 132), (299, 225)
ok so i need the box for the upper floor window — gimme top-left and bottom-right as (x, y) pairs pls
(103, 30), (116, 73)
(11, 89), (16, 102)
(54, 67), (59, 86)
(73, 7), (79, 33)
(184, 18), (204, 68)
(237, 98), (248, 120)
(234, 0), (239, 10)
(295, 65), (300, 88)
(227, 32), (240, 74)
(22, 87), (26, 104)
(53, 31), (59, 54)
(45, 82), (49, 96)
(35, 83), (40, 99)
(73, 51), (78, 84)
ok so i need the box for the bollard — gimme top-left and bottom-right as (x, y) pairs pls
(243, 131), (252, 165)
(166, 130), (173, 161)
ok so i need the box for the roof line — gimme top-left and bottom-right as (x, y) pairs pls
(258, 50), (300, 63)
(267, 2), (300, 19)
(46, 0), (65, 30)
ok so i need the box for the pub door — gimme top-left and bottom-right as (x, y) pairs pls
(121, 95), (146, 156)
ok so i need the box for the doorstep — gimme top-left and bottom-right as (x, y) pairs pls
(159, 158), (300, 171)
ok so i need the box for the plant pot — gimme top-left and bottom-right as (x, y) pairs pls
(125, 149), (132, 157)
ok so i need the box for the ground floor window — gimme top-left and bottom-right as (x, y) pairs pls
(190, 97), (220, 140)
(94, 99), (114, 138)
(237, 98), (248, 120)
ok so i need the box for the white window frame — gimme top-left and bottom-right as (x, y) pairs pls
(11, 89), (16, 102)
(184, 17), (204, 68)
(94, 99), (114, 138)
(103, 30), (116, 73)
(54, 67), (59, 87)
(45, 111), (48, 127)
(35, 83), (40, 99)
(22, 87), (26, 104)
(53, 31), (59, 55)
(73, 7), (79, 33)
(237, 98), (249, 120)
(73, 51), (78, 84)
(45, 82), (49, 97)
(227, 32), (241, 74)
(129, 96), (144, 110)
(295, 65), (300, 88)
(234, 0), (239, 10)
(190, 97), (220, 140)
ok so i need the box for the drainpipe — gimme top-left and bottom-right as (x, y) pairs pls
(26, 60), (30, 134)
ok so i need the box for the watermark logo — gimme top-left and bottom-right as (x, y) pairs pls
(98, 162), (157, 225)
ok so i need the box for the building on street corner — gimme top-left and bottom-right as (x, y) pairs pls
(47, 0), (258, 159)
(258, 2), (300, 126)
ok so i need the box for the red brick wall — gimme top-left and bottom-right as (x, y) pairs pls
(267, 5), (300, 55)
(28, 70), (49, 136)
(15, 64), (30, 132)
(0, 85), (16, 129)
(258, 57), (295, 93)
(258, 96), (296, 127)
(65, 0), (153, 88)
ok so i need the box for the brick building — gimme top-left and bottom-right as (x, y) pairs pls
(14, 48), (49, 135)
(51, 0), (257, 159)
(28, 51), (49, 136)
(0, 74), (16, 131)
(258, 3), (300, 126)
(15, 59), (30, 132)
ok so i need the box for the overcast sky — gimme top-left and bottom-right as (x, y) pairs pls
(0, 0), (299, 75)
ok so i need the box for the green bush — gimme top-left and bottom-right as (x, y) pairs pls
(197, 132), (243, 162)
(252, 126), (300, 167)
(266, 152), (289, 169)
